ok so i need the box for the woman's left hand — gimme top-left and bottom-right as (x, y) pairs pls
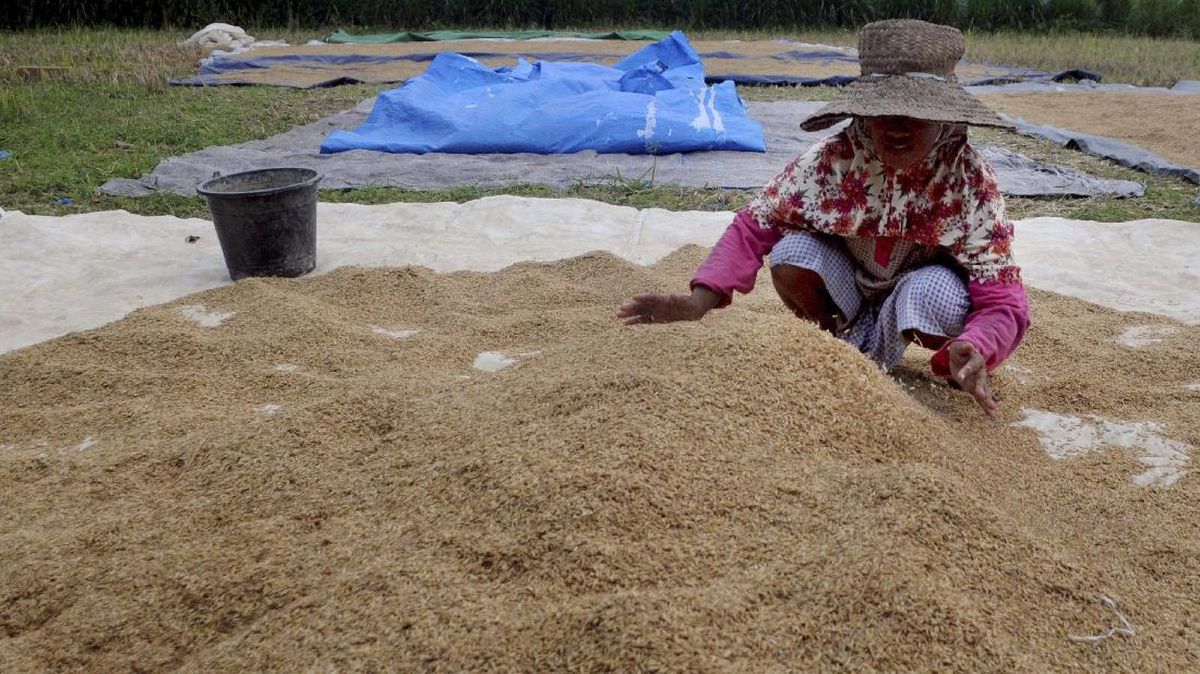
(947, 341), (998, 417)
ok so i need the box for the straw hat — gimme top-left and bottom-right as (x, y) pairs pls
(800, 19), (1013, 131)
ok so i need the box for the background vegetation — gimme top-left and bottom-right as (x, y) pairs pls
(1, 27), (1196, 222)
(5, 0), (1200, 38)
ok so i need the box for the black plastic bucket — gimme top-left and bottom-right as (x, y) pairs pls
(196, 167), (322, 281)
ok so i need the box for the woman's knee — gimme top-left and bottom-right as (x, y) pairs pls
(771, 264), (838, 330)
(770, 263), (824, 290)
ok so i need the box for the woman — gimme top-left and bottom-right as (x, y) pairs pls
(617, 19), (1030, 417)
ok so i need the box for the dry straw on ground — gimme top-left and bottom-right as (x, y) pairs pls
(979, 92), (1200, 169)
(1, 248), (1198, 671)
(195, 39), (1015, 88)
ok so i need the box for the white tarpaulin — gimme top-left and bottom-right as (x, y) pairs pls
(1015, 216), (1200, 324)
(1, 197), (1196, 354)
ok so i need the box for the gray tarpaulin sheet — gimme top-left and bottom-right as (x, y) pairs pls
(101, 100), (1144, 199)
(1002, 115), (1200, 185)
(964, 80), (1200, 96)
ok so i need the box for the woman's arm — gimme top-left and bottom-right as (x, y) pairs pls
(930, 279), (1030, 377)
(921, 146), (1031, 416)
(937, 146), (1031, 374)
(617, 139), (833, 324)
(690, 208), (784, 308)
(616, 209), (781, 324)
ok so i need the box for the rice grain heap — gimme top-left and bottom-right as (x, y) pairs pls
(2, 248), (1197, 671)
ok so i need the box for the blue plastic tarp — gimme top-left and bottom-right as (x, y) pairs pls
(319, 31), (766, 156)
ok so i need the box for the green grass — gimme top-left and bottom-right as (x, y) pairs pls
(962, 29), (1200, 87)
(0, 80), (386, 215)
(322, 181), (751, 211)
(0, 26), (1198, 222)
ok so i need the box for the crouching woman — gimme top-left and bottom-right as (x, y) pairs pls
(617, 19), (1030, 416)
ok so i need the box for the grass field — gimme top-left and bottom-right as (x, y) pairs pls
(0, 26), (1198, 222)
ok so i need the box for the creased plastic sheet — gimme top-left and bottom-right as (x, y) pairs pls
(965, 79), (1200, 96)
(3, 198), (1195, 355)
(1003, 115), (1200, 184)
(100, 100), (1142, 199)
(320, 32), (765, 155)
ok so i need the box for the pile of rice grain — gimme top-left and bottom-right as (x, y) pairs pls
(2, 248), (1197, 671)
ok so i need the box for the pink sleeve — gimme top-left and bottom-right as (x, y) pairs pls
(690, 208), (783, 308)
(930, 279), (1030, 377)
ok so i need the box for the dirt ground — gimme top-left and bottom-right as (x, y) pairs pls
(980, 92), (1200, 168)
(2, 248), (1197, 671)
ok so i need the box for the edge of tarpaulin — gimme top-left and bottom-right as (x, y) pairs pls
(1002, 114), (1200, 185)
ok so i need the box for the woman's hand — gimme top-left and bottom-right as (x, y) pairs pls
(616, 286), (722, 325)
(947, 340), (998, 417)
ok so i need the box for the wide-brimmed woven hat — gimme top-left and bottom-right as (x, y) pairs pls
(800, 19), (1012, 131)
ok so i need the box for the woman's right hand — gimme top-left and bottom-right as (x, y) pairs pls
(616, 286), (722, 325)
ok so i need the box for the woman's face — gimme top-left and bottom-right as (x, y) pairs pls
(864, 116), (943, 172)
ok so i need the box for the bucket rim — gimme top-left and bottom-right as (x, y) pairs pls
(196, 167), (323, 198)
